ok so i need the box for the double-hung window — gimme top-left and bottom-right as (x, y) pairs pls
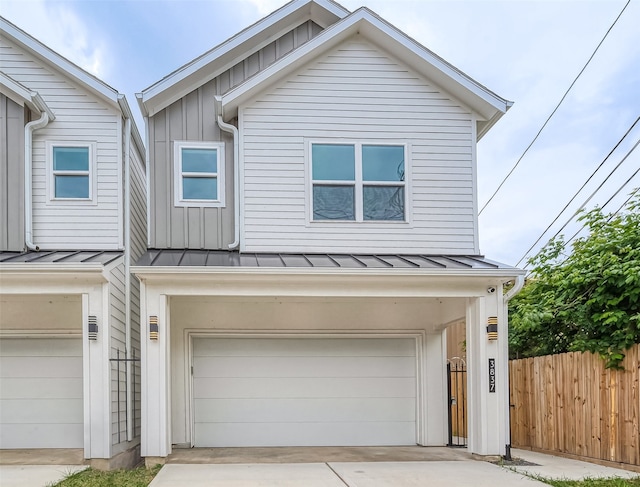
(174, 141), (225, 207)
(47, 142), (96, 203)
(311, 142), (406, 221)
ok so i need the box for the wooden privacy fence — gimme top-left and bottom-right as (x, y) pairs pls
(509, 343), (640, 468)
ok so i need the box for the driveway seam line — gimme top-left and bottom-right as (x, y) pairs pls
(326, 462), (350, 487)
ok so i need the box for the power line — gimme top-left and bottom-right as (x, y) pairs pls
(479, 0), (632, 216)
(514, 117), (640, 266)
(554, 184), (640, 269)
(520, 138), (640, 267)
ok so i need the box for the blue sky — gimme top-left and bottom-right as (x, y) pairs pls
(2, 0), (638, 266)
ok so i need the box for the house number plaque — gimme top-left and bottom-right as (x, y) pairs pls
(488, 358), (496, 393)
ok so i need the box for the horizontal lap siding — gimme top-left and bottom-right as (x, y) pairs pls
(241, 37), (476, 254)
(109, 263), (127, 446)
(0, 38), (121, 250)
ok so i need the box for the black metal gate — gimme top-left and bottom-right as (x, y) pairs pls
(447, 359), (467, 447)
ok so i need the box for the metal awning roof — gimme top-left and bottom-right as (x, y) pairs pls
(0, 250), (123, 265)
(135, 249), (515, 270)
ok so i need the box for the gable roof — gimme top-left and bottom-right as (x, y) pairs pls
(1, 16), (145, 156)
(138, 0), (349, 117)
(218, 7), (512, 139)
(1, 16), (121, 108)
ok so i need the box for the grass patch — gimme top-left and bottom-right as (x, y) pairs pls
(51, 464), (162, 487)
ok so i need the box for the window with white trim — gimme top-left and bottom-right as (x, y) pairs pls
(47, 142), (96, 203)
(310, 142), (406, 221)
(174, 141), (225, 207)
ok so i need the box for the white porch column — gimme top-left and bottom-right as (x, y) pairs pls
(466, 286), (508, 456)
(140, 281), (171, 461)
(82, 284), (111, 459)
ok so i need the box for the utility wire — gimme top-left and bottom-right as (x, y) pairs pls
(520, 138), (640, 267)
(479, 0), (632, 216)
(514, 116), (640, 266)
(562, 167), (640, 249)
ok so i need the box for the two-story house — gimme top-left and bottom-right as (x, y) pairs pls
(0, 18), (146, 469)
(134, 0), (525, 465)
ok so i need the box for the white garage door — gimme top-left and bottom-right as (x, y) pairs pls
(0, 338), (83, 449)
(192, 337), (417, 447)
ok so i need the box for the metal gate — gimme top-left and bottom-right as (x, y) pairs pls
(447, 358), (467, 447)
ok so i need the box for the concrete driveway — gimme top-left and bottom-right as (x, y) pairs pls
(148, 461), (546, 487)
(148, 447), (640, 487)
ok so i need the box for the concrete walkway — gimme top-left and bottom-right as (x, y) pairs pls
(0, 465), (87, 487)
(512, 448), (639, 480)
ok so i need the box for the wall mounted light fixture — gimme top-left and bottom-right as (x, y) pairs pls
(88, 315), (98, 340)
(149, 316), (159, 341)
(486, 316), (498, 340)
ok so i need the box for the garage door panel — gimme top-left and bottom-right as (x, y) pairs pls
(193, 377), (416, 399)
(193, 338), (416, 357)
(1, 398), (83, 423)
(0, 378), (82, 399)
(0, 424), (83, 449)
(0, 339), (81, 357)
(195, 397), (415, 423)
(194, 422), (416, 447)
(0, 357), (82, 378)
(193, 356), (415, 378)
(192, 337), (417, 447)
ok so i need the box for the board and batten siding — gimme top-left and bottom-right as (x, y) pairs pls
(240, 36), (478, 254)
(149, 20), (323, 249)
(0, 94), (26, 251)
(0, 37), (122, 250)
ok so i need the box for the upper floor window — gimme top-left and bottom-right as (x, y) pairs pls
(47, 142), (96, 204)
(174, 141), (225, 207)
(310, 142), (406, 221)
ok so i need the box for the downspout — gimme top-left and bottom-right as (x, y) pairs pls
(24, 110), (51, 251)
(123, 113), (133, 442)
(502, 273), (525, 460)
(215, 97), (239, 249)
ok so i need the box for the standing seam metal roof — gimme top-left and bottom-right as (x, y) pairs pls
(134, 249), (513, 270)
(0, 250), (123, 265)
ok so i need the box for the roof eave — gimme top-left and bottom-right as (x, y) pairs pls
(1, 17), (120, 109)
(219, 8), (511, 136)
(139, 0), (350, 117)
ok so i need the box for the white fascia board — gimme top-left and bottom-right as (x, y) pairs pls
(1, 17), (119, 108)
(221, 8), (511, 126)
(132, 265), (525, 298)
(139, 0), (350, 117)
(0, 72), (55, 120)
(117, 94), (145, 160)
(132, 265), (525, 280)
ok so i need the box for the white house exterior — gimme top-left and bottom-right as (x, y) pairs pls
(134, 0), (525, 465)
(0, 17), (146, 469)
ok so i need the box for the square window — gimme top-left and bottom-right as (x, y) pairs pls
(48, 143), (94, 202)
(174, 142), (225, 207)
(310, 142), (407, 222)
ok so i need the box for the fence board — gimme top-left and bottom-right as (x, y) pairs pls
(510, 343), (640, 468)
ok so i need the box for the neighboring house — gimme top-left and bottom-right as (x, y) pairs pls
(0, 18), (146, 469)
(134, 0), (525, 465)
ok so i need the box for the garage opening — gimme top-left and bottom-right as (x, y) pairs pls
(0, 337), (83, 449)
(191, 337), (417, 447)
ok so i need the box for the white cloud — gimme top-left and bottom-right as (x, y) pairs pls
(1, 0), (108, 78)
